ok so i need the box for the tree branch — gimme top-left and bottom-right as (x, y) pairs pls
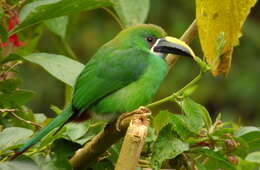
(115, 111), (150, 170)
(69, 107), (150, 169)
(69, 120), (126, 169)
(166, 19), (197, 69)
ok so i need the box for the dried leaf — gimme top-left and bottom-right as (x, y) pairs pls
(196, 0), (257, 75)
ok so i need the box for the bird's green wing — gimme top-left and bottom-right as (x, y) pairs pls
(72, 47), (149, 114)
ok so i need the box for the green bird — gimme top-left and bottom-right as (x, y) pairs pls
(13, 24), (194, 158)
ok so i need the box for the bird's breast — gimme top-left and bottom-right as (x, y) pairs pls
(90, 55), (168, 119)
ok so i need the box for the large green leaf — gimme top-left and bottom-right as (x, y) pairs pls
(73, 121), (104, 145)
(24, 53), (84, 86)
(152, 111), (172, 132)
(194, 148), (236, 170)
(235, 126), (260, 138)
(151, 124), (189, 170)
(153, 111), (194, 140)
(65, 121), (89, 141)
(179, 97), (206, 133)
(0, 79), (21, 93)
(0, 127), (33, 151)
(237, 158), (259, 170)
(13, 0), (113, 33)
(0, 156), (40, 170)
(16, 25), (44, 56)
(235, 126), (260, 151)
(245, 152), (260, 164)
(45, 16), (68, 39)
(113, 0), (149, 27)
(32, 139), (78, 170)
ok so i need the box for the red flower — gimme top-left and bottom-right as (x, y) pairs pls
(0, 14), (22, 48)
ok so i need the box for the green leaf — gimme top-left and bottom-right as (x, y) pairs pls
(16, 25), (44, 56)
(48, 139), (79, 170)
(0, 54), (22, 64)
(195, 160), (207, 170)
(179, 97), (206, 133)
(32, 141), (77, 170)
(24, 53), (84, 86)
(194, 148), (236, 170)
(153, 111), (172, 132)
(108, 142), (122, 164)
(74, 121), (104, 145)
(153, 111), (193, 140)
(235, 126), (260, 152)
(113, 0), (149, 27)
(0, 24), (8, 42)
(151, 124), (189, 169)
(13, 0), (113, 33)
(65, 121), (89, 141)
(34, 113), (47, 124)
(0, 7), (4, 21)
(237, 158), (259, 170)
(0, 89), (34, 108)
(235, 126), (260, 138)
(7, 90), (35, 106)
(245, 152), (260, 164)
(170, 114), (194, 139)
(0, 127), (33, 151)
(0, 156), (40, 170)
(0, 79), (21, 93)
(45, 16), (68, 39)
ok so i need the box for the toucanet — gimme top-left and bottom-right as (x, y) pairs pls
(13, 24), (194, 158)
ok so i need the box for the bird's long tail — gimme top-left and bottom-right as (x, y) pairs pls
(11, 104), (74, 159)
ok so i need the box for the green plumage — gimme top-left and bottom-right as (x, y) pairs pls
(16, 24), (168, 156)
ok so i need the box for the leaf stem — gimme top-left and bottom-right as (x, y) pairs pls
(60, 38), (78, 104)
(102, 7), (124, 29)
(61, 38), (78, 60)
(146, 71), (204, 108)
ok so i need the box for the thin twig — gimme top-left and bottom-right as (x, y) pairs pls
(0, 109), (42, 128)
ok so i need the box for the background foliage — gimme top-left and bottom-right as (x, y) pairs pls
(0, 0), (259, 169)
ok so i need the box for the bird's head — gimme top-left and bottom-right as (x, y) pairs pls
(116, 24), (195, 59)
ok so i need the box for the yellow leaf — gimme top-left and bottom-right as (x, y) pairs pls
(196, 0), (257, 75)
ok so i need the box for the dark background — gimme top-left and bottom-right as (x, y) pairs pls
(19, 0), (260, 126)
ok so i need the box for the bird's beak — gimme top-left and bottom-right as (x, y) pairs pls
(152, 36), (195, 58)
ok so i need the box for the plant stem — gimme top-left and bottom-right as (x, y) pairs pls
(147, 71), (204, 108)
(65, 85), (73, 106)
(102, 7), (124, 29)
(61, 38), (78, 60)
(60, 38), (78, 105)
(0, 109), (42, 129)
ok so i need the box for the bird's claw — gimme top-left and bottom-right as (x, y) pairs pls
(116, 106), (151, 131)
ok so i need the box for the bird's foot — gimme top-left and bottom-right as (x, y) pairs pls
(116, 106), (151, 131)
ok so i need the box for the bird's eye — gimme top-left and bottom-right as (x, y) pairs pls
(146, 36), (156, 43)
